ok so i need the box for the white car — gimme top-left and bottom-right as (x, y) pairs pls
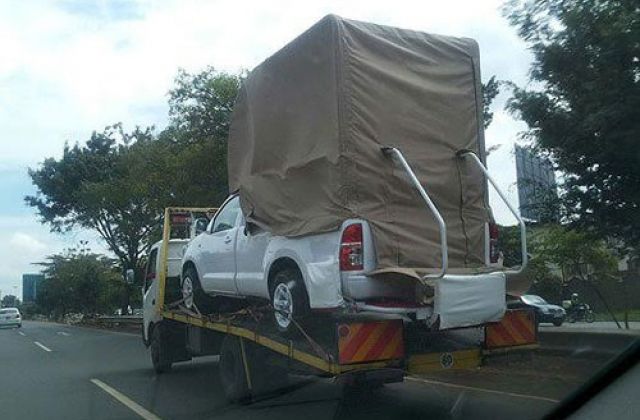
(181, 194), (507, 333)
(0, 308), (22, 328)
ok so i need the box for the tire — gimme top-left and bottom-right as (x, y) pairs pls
(585, 311), (595, 323)
(182, 266), (215, 314)
(553, 319), (563, 327)
(219, 336), (251, 403)
(150, 324), (172, 374)
(270, 268), (310, 334)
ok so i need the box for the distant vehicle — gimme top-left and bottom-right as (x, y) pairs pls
(565, 302), (595, 324)
(141, 238), (189, 346)
(521, 295), (566, 326)
(0, 307), (22, 328)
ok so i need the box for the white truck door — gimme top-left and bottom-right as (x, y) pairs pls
(199, 196), (241, 295)
(235, 220), (270, 298)
(142, 247), (160, 343)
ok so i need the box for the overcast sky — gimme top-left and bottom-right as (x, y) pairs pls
(0, 0), (532, 298)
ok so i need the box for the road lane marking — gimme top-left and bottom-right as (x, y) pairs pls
(57, 331), (71, 336)
(18, 331), (26, 336)
(406, 376), (560, 403)
(34, 341), (52, 352)
(91, 379), (161, 420)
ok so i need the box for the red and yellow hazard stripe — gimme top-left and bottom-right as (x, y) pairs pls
(338, 320), (404, 365)
(485, 309), (537, 349)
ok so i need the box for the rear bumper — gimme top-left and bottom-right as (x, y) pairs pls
(0, 320), (21, 327)
(342, 273), (420, 301)
(345, 272), (507, 330)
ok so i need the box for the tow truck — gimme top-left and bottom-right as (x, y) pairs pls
(140, 206), (539, 403)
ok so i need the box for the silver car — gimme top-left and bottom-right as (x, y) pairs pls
(0, 308), (22, 328)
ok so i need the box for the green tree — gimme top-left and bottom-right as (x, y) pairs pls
(167, 66), (243, 142)
(504, 0), (640, 252)
(26, 68), (243, 310)
(160, 67), (243, 206)
(1, 294), (20, 307)
(533, 226), (618, 283)
(36, 247), (125, 317)
(482, 76), (501, 129)
(497, 224), (524, 267)
(26, 125), (162, 310)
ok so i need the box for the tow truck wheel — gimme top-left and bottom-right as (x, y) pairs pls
(219, 336), (251, 403)
(150, 324), (172, 374)
(270, 268), (310, 334)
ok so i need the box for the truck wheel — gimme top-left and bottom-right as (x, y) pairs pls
(219, 336), (251, 403)
(182, 266), (214, 313)
(270, 268), (310, 334)
(150, 324), (172, 374)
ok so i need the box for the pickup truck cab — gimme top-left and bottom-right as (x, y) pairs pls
(142, 239), (187, 345)
(181, 194), (508, 333)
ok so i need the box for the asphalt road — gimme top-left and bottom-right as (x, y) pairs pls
(0, 321), (612, 420)
(539, 321), (640, 331)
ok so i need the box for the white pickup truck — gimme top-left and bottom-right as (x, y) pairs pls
(180, 191), (516, 334)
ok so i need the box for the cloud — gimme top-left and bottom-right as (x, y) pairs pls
(9, 232), (47, 253)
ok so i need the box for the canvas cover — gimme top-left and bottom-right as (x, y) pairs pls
(229, 15), (489, 271)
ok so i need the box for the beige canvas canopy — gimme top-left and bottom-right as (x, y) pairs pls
(228, 15), (490, 271)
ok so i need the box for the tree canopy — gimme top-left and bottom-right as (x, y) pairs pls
(1, 294), (20, 308)
(504, 0), (640, 252)
(36, 246), (125, 317)
(27, 68), (242, 310)
(26, 124), (161, 272)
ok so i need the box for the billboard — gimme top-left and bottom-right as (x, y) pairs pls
(22, 273), (44, 303)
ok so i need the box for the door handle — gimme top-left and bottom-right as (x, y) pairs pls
(224, 236), (232, 244)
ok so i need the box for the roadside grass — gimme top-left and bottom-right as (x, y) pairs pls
(594, 309), (640, 322)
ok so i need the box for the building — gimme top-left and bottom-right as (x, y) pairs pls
(22, 273), (44, 303)
(515, 145), (559, 222)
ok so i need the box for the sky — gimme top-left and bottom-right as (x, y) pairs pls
(0, 0), (532, 298)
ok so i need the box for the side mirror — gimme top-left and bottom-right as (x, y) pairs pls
(194, 218), (209, 236)
(125, 269), (135, 285)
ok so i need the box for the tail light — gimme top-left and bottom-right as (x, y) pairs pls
(340, 223), (363, 271)
(489, 222), (499, 263)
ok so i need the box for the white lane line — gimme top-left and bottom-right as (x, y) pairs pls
(91, 379), (162, 420)
(406, 376), (560, 403)
(34, 341), (52, 352)
(57, 331), (71, 336)
(18, 331), (26, 336)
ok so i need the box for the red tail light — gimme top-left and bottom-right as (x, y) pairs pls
(489, 222), (500, 263)
(340, 223), (363, 271)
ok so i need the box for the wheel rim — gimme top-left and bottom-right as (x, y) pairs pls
(182, 276), (194, 309)
(273, 282), (294, 330)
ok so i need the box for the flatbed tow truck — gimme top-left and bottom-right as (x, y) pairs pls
(145, 207), (539, 403)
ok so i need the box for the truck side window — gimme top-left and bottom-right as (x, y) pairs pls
(212, 197), (241, 233)
(144, 249), (158, 292)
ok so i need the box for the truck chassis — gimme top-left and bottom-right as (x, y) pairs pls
(147, 207), (538, 403)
